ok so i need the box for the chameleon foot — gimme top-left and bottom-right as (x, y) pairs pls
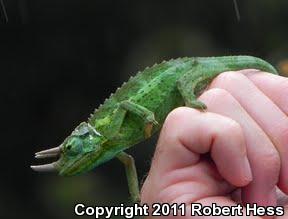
(144, 115), (158, 138)
(120, 100), (159, 138)
(186, 100), (207, 111)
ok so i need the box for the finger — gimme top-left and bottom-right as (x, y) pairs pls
(243, 71), (288, 194)
(241, 70), (288, 114)
(209, 73), (281, 205)
(141, 107), (252, 204)
(199, 88), (280, 207)
(158, 108), (252, 187)
(210, 71), (287, 193)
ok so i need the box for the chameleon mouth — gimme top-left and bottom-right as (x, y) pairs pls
(30, 146), (62, 172)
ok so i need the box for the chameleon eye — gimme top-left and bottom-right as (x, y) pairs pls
(65, 137), (83, 156)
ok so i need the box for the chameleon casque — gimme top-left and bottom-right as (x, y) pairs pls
(31, 56), (278, 202)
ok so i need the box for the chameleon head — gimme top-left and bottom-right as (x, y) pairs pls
(31, 122), (107, 176)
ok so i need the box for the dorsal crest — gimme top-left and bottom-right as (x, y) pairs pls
(88, 57), (192, 125)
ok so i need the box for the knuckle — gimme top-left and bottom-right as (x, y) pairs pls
(162, 107), (200, 147)
(210, 115), (243, 143)
(162, 107), (190, 141)
(165, 107), (186, 123)
(222, 118), (242, 134)
(202, 88), (233, 103)
(212, 71), (246, 88)
(164, 107), (195, 128)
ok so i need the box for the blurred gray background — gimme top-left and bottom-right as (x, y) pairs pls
(1, 0), (288, 218)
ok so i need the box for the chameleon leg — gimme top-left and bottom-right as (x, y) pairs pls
(103, 100), (158, 138)
(177, 68), (212, 110)
(120, 100), (158, 138)
(101, 107), (127, 138)
(117, 151), (140, 203)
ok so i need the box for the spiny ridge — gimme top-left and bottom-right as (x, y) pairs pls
(88, 58), (182, 124)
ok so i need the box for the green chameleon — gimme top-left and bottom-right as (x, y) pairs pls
(31, 56), (278, 203)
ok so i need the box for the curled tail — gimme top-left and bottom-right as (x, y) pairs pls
(198, 55), (278, 75)
(227, 55), (278, 75)
(181, 55), (278, 110)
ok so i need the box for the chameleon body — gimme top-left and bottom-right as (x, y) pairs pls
(31, 56), (278, 202)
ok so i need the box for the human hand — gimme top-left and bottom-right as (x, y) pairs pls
(141, 70), (288, 218)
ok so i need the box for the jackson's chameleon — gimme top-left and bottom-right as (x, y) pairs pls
(31, 56), (278, 202)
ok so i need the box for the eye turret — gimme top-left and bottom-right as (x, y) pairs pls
(65, 137), (83, 156)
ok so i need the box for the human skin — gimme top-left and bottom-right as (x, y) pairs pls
(141, 70), (288, 219)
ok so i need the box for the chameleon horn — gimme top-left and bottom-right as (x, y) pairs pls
(35, 153), (58, 159)
(30, 162), (57, 172)
(35, 146), (61, 157)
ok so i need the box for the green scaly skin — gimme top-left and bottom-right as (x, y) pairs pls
(32, 56), (278, 203)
